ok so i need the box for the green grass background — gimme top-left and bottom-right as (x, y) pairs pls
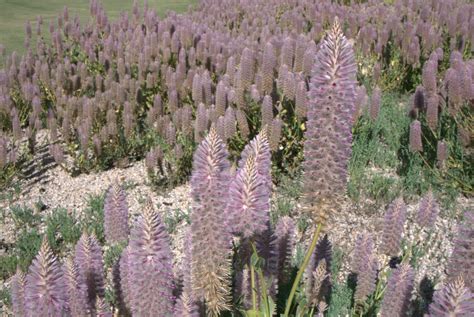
(0, 0), (196, 55)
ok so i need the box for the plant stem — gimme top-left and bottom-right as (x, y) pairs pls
(284, 223), (322, 317)
(257, 268), (270, 316)
(251, 243), (271, 315)
(251, 262), (257, 312)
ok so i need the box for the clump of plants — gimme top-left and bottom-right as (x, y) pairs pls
(5, 21), (473, 317)
(0, 0), (472, 193)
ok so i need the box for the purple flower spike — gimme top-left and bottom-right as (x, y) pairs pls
(381, 198), (407, 256)
(447, 210), (473, 291)
(175, 228), (199, 317)
(428, 276), (474, 316)
(370, 86), (381, 121)
(275, 216), (296, 285)
(25, 237), (68, 316)
(11, 268), (27, 317)
(303, 18), (357, 225)
(128, 200), (174, 316)
(352, 233), (378, 302)
(417, 190), (439, 229)
(190, 128), (232, 316)
(63, 257), (90, 316)
(409, 120), (423, 152)
(228, 154), (269, 238)
(74, 232), (105, 311)
(380, 264), (414, 317)
(104, 182), (130, 244)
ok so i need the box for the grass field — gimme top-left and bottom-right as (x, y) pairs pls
(0, 0), (196, 55)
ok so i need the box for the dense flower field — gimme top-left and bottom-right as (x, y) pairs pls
(0, 0), (472, 316)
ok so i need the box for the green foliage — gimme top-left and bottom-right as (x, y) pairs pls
(14, 228), (42, 272)
(270, 173), (302, 225)
(9, 204), (41, 229)
(0, 255), (17, 280)
(0, 181), (21, 204)
(356, 38), (424, 94)
(0, 286), (11, 314)
(398, 103), (473, 202)
(272, 197), (293, 225)
(45, 208), (82, 255)
(349, 93), (408, 205)
(82, 193), (106, 244)
(147, 131), (196, 188)
(326, 282), (353, 317)
(162, 207), (190, 234)
(365, 174), (400, 204)
(349, 91), (467, 209)
(330, 247), (344, 279)
(104, 242), (126, 269)
(241, 243), (278, 317)
(0, 164), (19, 192)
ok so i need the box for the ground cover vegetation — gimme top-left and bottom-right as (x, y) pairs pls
(0, 0), (473, 316)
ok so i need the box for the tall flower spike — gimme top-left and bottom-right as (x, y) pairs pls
(413, 86), (426, 112)
(447, 210), (473, 291)
(261, 95), (273, 130)
(111, 253), (128, 316)
(380, 198), (407, 256)
(281, 36), (295, 68)
(63, 257), (90, 317)
(422, 60), (437, 93)
(354, 85), (368, 123)
(295, 81), (307, 120)
(228, 154), (269, 238)
(215, 81), (227, 117)
(224, 106), (236, 141)
(275, 216), (296, 285)
(192, 73), (203, 105)
(409, 120), (423, 152)
(380, 264), (414, 317)
(175, 228), (199, 317)
(283, 71), (296, 101)
(262, 42), (276, 94)
(240, 48), (254, 89)
(427, 276), (474, 316)
(426, 93), (439, 129)
(74, 232), (105, 311)
(303, 18), (357, 226)
(352, 233), (378, 303)
(11, 268), (27, 317)
(104, 182), (130, 244)
(436, 141), (448, 168)
(305, 235), (332, 306)
(128, 199), (174, 316)
(416, 190), (439, 229)
(25, 237), (68, 316)
(238, 130), (272, 195)
(190, 128), (232, 316)
(255, 226), (279, 298)
(270, 117), (282, 152)
(236, 109), (250, 138)
(308, 259), (328, 307)
(119, 247), (132, 311)
(370, 86), (381, 121)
